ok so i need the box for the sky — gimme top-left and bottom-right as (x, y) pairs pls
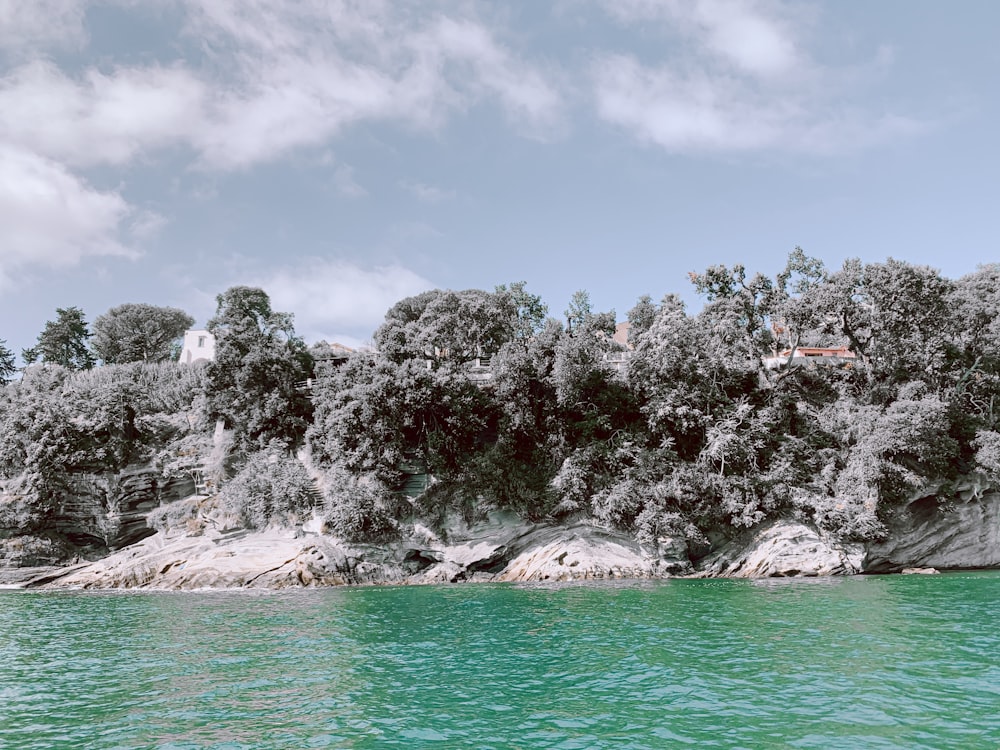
(1, 0), (999, 357)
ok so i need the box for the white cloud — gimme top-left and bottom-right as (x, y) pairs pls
(399, 180), (455, 203)
(0, 0), (88, 57)
(695, 0), (799, 77)
(0, 2), (562, 284)
(0, 60), (207, 167)
(594, 54), (788, 151)
(593, 0), (921, 154)
(0, 145), (135, 287)
(250, 259), (436, 344)
(127, 209), (168, 241)
(179, 0), (563, 168)
(608, 0), (801, 77)
(332, 164), (368, 197)
(426, 16), (563, 132)
(0, 3), (562, 172)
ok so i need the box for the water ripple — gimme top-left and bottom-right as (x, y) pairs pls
(1, 573), (999, 749)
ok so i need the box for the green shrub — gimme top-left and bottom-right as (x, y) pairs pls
(218, 449), (318, 529)
(322, 468), (397, 542)
(147, 496), (205, 534)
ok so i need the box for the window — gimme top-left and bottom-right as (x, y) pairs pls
(198, 336), (206, 347)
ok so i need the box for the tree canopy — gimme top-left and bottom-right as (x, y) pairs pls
(4, 254), (1000, 550)
(22, 307), (95, 371)
(92, 303), (194, 364)
(0, 339), (14, 383)
(206, 286), (313, 452)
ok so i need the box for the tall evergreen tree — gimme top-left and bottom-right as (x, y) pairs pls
(23, 307), (95, 370)
(206, 286), (313, 452)
(0, 338), (15, 382)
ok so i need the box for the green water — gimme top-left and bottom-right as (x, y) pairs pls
(1, 574), (998, 750)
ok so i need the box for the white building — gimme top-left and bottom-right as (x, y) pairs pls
(179, 329), (216, 364)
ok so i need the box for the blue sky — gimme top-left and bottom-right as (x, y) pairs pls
(1, 1), (998, 357)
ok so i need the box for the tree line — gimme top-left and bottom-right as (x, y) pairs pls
(2, 252), (1000, 550)
(1, 303), (196, 380)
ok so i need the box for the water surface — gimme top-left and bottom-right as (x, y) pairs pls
(1, 573), (998, 749)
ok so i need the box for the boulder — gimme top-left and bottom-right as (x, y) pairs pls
(863, 490), (1000, 572)
(495, 523), (689, 582)
(696, 520), (862, 578)
(37, 528), (324, 589)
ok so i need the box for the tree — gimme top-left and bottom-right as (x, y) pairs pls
(770, 248), (829, 357)
(486, 319), (565, 515)
(0, 365), (79, 529)
(374, 288), (520, 365)
(947, 264), (1000, 426)
(495, 281), (548, 342)
(23, 307), (95, 370)
(91, 303), (194, 364)
(0, 339), (15, 383)
(626, 295), (657, 342)
(811, 258), (953, 387)
(308, 355), (492, 488)
(628, 294), (708, 459)
(689, 262), (775, 370)
(206, 286), (313, 452)
(564, 290), (593, 332)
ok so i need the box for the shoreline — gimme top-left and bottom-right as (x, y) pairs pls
(5, 487), (999, 591)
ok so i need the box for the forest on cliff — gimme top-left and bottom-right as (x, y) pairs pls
(2, 251), (1000, 557)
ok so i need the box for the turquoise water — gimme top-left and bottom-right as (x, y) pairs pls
(1, 574), (998, 749)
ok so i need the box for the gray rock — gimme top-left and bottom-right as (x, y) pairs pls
(863, 491), (1000, 572)
(413, 561), (467, 584)
(495, 523), (689, 582)
(697, 520), (862, 578)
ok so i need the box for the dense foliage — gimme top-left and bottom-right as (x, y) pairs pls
(217, 447), (317, 529)
(92, 303), (195, 364)
(22, 307), (95, 371)
(307, 257), (1000, 544)
(3, 256), (999, 551)
(206, 286), (314, 453)
(0, 339), (14, 383)
(0, 362), (209, 533)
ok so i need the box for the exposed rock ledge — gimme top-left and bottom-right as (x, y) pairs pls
(24, 512), (693, 590)
(864, 487), (1000, 572)
(11, 490), (999, 589)
(695, 521), (862, 578)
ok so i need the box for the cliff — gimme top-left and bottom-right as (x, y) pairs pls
(7, 485), (996, 589)
(0, 464), (194, 585)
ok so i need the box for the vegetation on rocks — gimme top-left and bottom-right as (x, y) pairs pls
(2, 254), (1000, 567)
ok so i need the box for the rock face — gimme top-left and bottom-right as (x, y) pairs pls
(696, 521), (862, 578)
(35, 528), (408, 590)
(863, 490), (1000, 573)
(16, 487), (1000, 590)
(0, 531), (79, 586)
(494, 524), (689, 582)
(1, 464), (193, 559)
(53, 466), (192, 549)
(31, 512), (690, 590)
(403, 514), (690, 584)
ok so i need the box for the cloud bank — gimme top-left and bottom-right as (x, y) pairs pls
(0, 0), (927, 304)
(251, 259), (437, 348)
(592, 0), (923, 153)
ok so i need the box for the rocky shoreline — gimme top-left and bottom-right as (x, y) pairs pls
(3, 487), (996, 590)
